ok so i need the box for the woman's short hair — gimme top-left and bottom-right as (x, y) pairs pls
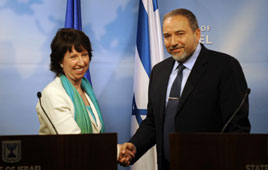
(50, 28), (92, 76)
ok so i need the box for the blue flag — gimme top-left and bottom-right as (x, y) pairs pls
(131, 0), (164, 169)
(64, 0), (92, 84)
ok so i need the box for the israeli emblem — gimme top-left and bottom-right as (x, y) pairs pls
(2, 140), (21, 163)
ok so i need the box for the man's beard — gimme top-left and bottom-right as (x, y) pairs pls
(171, 51), (191, 63)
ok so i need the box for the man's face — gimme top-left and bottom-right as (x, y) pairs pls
(163, 15), (200, 62)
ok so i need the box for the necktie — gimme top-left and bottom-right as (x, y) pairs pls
(163, 63), (185, 161)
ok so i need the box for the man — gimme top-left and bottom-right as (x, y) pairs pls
(118, 8), (250, 170)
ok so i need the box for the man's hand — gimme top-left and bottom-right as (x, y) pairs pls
(117, 142), (136, 167)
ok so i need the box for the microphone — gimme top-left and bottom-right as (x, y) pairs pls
(221, 88), (251, 133)
(37, 92), (58, 134)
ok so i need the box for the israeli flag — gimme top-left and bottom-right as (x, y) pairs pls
(131, 0), (164, 169)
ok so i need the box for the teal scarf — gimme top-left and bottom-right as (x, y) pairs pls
(60, 74), (104, 133)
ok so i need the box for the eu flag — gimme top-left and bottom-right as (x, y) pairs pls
(64, 0), (92, 83)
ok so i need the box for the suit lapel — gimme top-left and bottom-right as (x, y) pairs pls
(159, 58), (175, 122)
(177, 45), (209, 113)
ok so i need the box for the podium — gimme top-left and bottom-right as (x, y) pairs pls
(0, 133), (117, 170)
(170, 133), (268, 170)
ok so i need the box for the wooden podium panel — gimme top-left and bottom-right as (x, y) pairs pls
(170, 133), (268, 170)
(0, 133), (117, 170)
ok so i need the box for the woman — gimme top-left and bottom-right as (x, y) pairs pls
(36, 28), (104, 134)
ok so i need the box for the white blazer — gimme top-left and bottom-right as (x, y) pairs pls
(36, 76), (102, 134)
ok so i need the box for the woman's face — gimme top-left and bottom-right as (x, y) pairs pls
(61, 46), (90, 85)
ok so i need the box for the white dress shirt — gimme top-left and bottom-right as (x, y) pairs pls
(166, 44), (201, 104)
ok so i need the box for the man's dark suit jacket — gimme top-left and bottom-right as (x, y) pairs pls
(129, 44), (251, 170)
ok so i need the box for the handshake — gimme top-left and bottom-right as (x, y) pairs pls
(117, 142), (137, 167)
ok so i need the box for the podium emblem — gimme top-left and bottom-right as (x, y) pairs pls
(2, 140), (21, 163)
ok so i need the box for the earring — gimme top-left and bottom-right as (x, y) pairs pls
(60, 64), (63, 68)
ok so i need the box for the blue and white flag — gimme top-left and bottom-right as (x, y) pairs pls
(64, 0), (92, 84)
(131, 0), (164, 169)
